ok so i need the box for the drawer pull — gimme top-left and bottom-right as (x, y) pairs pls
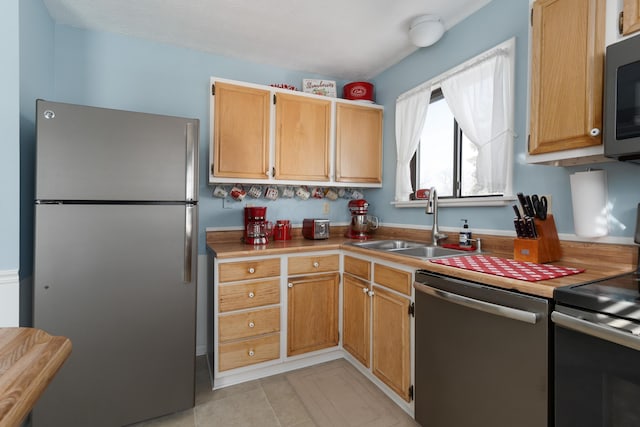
(248, 267), (255, 274)
(248, 321), (255, 328)
(368, 290), (375, 297)
(313, 261), (320, 268)
(248, 291), (255, 298)
(362, 287), (368, 294)
(288, 283), (293, 288)
(248, 349), (255, 357)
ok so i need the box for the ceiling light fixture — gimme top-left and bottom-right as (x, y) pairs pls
(409, 15), (445, 47)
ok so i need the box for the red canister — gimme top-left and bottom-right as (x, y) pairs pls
(274, 220), (291, 241)
(343, 82), (374, 102)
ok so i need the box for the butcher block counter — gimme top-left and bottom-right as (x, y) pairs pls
(0, 328), (71, 427)
(206, 227), (637, 299)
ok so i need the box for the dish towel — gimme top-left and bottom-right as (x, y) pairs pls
(430, 255), (584, 282)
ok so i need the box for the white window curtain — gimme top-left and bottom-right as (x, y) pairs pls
(440, 43), (514, 195)
(394, 86), (432, 201)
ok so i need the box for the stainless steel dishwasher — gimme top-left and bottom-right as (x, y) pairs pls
(414, 270), (550, 427)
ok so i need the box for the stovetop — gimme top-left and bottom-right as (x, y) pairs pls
(554, 270), (640, 321)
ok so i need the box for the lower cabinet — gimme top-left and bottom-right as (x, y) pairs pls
(343, 255), (413, 402)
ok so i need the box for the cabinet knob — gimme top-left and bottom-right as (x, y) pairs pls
(248, 321), (255, 328)
(248, 267), (255, 274)
(590, 128), (601, 137)
(368, 290), (375, 297)
(248, 291), (255, 298)
(248, 349), (255, 357)
(362, 287), (369, 294)
(313, 261), (320, 268)
(288, 283), (293, 288)
(265, 170), (270, 177)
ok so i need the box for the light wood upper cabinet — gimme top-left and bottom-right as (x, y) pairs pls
(335, 103), (383, 184)
(275, 93), (331, 181)
(622, 0), (640, 35)
(287, 273), (339, 357)
(212, 82), (271, 179)
(529, 0), (605, 155)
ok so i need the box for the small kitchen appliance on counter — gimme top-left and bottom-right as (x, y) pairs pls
(244, 206), (270, 245)
(302, 218), (330, 240)
(345, 199), (379, 240)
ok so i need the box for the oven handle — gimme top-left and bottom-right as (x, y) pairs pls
(415, 282), (541, 324)
(552, 311), (640, 352)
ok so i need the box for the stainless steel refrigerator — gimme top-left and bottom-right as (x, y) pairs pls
(32, 100), (199, 427)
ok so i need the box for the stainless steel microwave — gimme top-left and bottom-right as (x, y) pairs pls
(604, 34), (640, 163)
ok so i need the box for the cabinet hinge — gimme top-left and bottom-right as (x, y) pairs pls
(530, 8), (533, 26)
(408, 385), (414, 401)
(619, 11), (624, 35)
(408, 302), (415, 317)
(273, 94), (277, 105)
(527, 134), (531, 152)
(211, 84), (215, 96)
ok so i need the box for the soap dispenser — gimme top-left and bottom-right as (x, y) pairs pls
(459, 219), (472, 247)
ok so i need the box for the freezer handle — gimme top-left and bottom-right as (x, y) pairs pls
(183, 205), (194, 283)
(185, 122), (196, 201)
(415, 282), (541, 324)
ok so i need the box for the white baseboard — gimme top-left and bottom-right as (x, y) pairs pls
(0, 269), (19, 327)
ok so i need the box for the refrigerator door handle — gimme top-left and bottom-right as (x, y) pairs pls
(185, 122), (196, 202)
(183, 205), (193, 283)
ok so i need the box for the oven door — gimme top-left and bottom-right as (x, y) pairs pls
(552, 305), (640, 427)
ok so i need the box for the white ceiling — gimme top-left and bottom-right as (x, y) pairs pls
(42, 0), (492, 81)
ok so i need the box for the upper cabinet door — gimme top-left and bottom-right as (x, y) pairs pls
(212, 82), (271, 179)
(622, 0), (640, 35)
(275, 93), (331, 181)
(335, 103), (383, 184)
(529, 0), (605, 155)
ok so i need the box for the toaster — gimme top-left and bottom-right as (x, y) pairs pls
(302, 219), (330, 240)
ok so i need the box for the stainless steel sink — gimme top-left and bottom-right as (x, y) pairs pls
(391, 246), (467, 259)
(349, 239), (428, 251)
(348, 239), (476, 259)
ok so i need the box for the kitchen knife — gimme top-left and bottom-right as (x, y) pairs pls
(524, 195), (536, 218)
(516, 193), (528, 216)
(512, 204), (522, 219)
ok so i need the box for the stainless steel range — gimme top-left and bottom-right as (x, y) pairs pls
(552, 204), (640, 427)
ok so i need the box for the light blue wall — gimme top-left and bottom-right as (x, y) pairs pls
(52, 25), (361, 254)
(1, 0), (20, 271)
(369, 0), (640, 238)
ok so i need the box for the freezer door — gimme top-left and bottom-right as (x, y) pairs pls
(33, 203), (197, 427)
(36, 100), (199, 202)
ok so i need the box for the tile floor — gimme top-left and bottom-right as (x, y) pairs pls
(131, 356), (419, 427)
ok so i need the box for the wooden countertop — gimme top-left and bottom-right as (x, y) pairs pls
(0, 328), (72, 427)
(207, 229), (636, 299)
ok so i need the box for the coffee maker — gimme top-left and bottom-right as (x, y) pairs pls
(345, 199), (379, 240)
(244, 206), (269, 245)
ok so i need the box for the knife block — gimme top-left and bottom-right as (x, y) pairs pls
(513, 214), (562, 264)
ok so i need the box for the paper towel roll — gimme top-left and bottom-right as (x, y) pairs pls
(570, 169), (608, 237)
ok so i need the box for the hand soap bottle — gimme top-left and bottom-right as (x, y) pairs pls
(459, 219), (472, 247)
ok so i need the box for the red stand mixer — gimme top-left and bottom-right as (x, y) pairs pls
(345, 199), (379, 240)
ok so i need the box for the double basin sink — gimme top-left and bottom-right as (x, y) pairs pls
(348, 239), (479, 260)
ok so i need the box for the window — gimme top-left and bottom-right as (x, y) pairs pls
(394, 37), (515, 205)
(412, 88), (500, 199)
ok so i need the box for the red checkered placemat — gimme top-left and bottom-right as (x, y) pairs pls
(430, 255), (585, 282)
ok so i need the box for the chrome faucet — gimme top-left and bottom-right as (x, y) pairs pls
(425, 187), (448, 246)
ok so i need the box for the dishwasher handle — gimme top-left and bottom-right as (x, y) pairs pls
(552, 310), (640, 352)
(415, 282), (541, 325)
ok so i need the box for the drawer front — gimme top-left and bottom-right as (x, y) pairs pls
(218, 333), (280, 371)
(218, 307), (280, 342)
(344, 255), (371, 281)
(219, 279), (280, 312)
(218, 258), (280, 283)
(288, 254), (339, 275)
(374, 263), (412, 296)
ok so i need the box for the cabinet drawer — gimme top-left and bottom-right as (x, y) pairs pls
(219, 307), (280, 342)
(288, 254), (339, 275)
(374, 264), (412, 296)
(218, 333), (280, 371)
(219, 279), (280, 312)
(218, 258), (280, 283)
(344, 255), (371, 280)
